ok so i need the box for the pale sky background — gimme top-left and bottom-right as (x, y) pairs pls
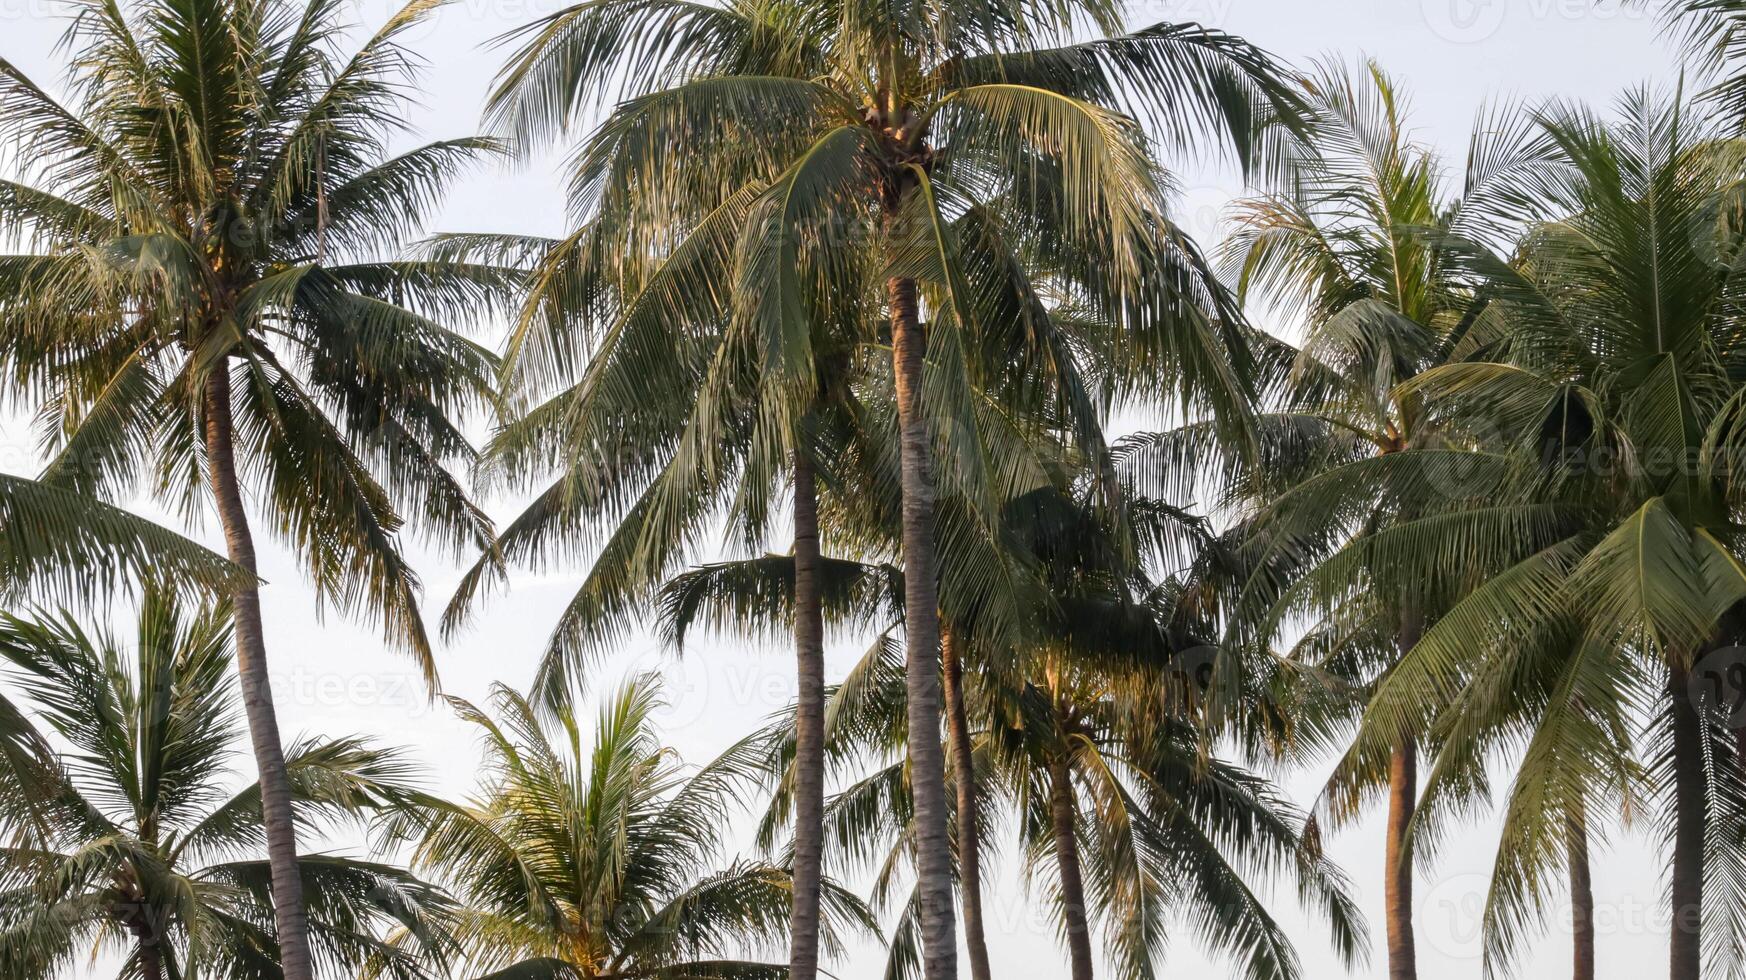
(0, 0), (1688, 977)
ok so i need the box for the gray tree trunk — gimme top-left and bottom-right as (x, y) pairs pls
(942, 625), (992, 980)
(888, 274), (958, 980)
(203, 363), (313, 980)
(1387, 613), (1421, 980)
(1385, 737), (1417, 980)
(1568, 813), (1593, 980)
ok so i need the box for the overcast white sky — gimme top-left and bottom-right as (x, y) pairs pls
(0, 0), (1688, 977)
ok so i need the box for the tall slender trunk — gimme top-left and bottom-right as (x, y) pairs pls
(1568, 813), (1593, 980)
(1386, 613), (1421, 980)
(942, 625), (992, 980)
(1049, 751), (1095, 980)
(1385, 737), (1417, 980)
(888, 274), (959, 980)
(203, 362), (313, 980)
(788, 450), (826, 980)
(1670, 663), (1704, 980)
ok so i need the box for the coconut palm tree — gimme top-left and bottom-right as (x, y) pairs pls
(677, 484), (1366, 980)
(389, 674), (875, 980)
(1208, 59), (1568, 980)
(0, 0), (511, 971)
(987, 486), (1364, 980)
(837, 588), (1363, 980)
(1325, 85), (1746, 980)
(451, 4), (1307, 975)
(0, 588), (458, 980)
(982, 637), (1364, 980)
(635, 369), (1157, 980)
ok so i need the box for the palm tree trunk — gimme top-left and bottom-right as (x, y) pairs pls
(1670, 663), (1704, 980)
(1385, 736), (1417, 980)
(1568, 812), (1593, 980)
(1049, 752), (1095, 980)
(122, 900), (163, 980)
(942, 625), (993, 980)
(888, 273), (959, 980)
(788, 449), (826, 980)
(1387, 613), (1421, 980)
(138, 939), (164, 980)
(203, 362), (314, 980)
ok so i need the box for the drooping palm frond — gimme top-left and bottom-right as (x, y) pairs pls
(0, 473), (246, 602)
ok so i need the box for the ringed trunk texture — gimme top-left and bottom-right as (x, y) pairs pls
(888, 274), (959, 980)
(203, 363), (313, 980)
(1670, 663), (1704, 980)
(942, 625), (993, 980)
(1049, 752), (1095, 980)
(788, 451), (827, 980)
(1568, 814), (1594, 980)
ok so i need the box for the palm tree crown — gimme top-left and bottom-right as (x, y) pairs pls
(0, 0), (505, 667)
(0, 589), (455, 980)
(393, 675), (876, 980)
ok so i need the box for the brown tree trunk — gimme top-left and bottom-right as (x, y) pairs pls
(942, 625), (992, 980)
(788, 450), (826, 980)
(1670, 663), (1704, 980)
(1568, 813), (1593, 980)
(1386, 612), (1421, 980)
(888, 274), (959, 980)
(1049, 751), (1095, 980)
(1385, 737), (1417, 980)
(138, 938), (163, 980)
(203, 363), (313, 980)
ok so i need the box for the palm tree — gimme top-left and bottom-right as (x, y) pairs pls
(0, 588), (457, 980)
(1210, 59), (1565, 980)
(985, 486), (1365, 980)
(842, 575), (1365, 980)
(454, 7), (1304, 974)
(986, 638), (1364, 980)
(682, 485), (1366, 980)
(632, 355), (1147, 980)
(0, 0), (510, 972)
(1328, 86), (1746, 980)
(469, 321), (923, 980)
(390, 675), (875, 980)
